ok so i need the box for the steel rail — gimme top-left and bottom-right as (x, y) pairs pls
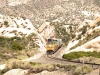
(46, 54), (100, 66)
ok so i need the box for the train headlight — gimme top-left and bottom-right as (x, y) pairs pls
(49, 45), (52, 47)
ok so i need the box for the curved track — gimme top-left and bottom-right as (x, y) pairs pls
(46, 53), (100, 66)
(46, 47), (100, 66)
(30, 47), (100, 75)
(32, 47), (100, 69)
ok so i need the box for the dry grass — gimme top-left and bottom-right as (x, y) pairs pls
(1, 60), (77, 75)
(73, 65), (93, 75)
(0, 47), (37, 62)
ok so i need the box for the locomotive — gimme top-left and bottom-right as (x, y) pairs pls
(46, 38), (62, 54)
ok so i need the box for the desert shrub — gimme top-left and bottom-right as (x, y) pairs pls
(11, 62), (20, 69)
(73, 72), (80, 75)
(64, 64), (76, 71)
(73, 65), (92, 75)
(62, 51), (100, 60)
(11, 61), (29, 69)
(63, 53), (78, 60)
(76, 34), (81, 40)
(71, 33), (76, 39)
(0, 35), (37, 50)
(0, 35), (39, 61)
(81, 26), (88, 34)
(82, 65), (92, 73)
(86, 34), (92, 41)
(10, 36), (21, 41)
(46, 65), (55, 71)
(4, 21), (8, 25)
(22, 16), (26, 20)
(0, 36), (22, 48)
(11, 41), (24, 51)
(0, 36), (6, 47)
(11, 61), (32, 69)
(29, 62), (41, 66)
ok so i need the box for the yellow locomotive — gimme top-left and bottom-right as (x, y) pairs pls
(46, 39), (62, 54)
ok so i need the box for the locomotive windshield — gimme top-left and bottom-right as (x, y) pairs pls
(47, 39), (58, 44)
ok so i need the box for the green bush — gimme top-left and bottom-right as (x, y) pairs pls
(76, 34), (81, 40)
(11, 41), (24, 51)
(73, 65), (92, 75)
(73, 72), (80, 75)
(29, 62), (41, 66)
(0, 34), (39, 52)
(4, 21), (8, 25)
(62, 51), (100, 60)
(0, 36), (7, 47)
(10, 36), (21, 41)
(81, 26), (88, 35)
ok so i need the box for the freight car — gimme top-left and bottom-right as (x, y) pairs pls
(46, 38), (62, 54)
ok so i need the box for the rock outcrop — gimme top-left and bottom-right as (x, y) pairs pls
(3, 69), (28, 75)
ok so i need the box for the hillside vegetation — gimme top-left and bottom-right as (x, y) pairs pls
(63, 51), (100, 61)
(0, 34), (39, 62)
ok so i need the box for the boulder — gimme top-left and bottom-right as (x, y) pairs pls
(0, 64), (6, 70)
(3, 69), (28, 75)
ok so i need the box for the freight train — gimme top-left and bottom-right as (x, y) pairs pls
(46, 38), (62, 54)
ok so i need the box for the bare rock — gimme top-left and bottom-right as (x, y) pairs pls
(3, 69), (28, 75)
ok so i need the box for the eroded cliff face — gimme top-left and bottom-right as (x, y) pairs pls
(0, 0), (100, 48)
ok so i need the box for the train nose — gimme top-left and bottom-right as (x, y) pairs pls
(47, 50), (54, 55)
(49, 45), (52, 47)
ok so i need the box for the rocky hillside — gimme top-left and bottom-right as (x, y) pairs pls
(0, 0), (30, 7)
(0, 14), (36, 37)
(0, 0), (100, 55)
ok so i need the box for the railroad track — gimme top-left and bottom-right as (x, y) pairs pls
(46, 54), (100, 75)
(46, 54), (100, 67)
